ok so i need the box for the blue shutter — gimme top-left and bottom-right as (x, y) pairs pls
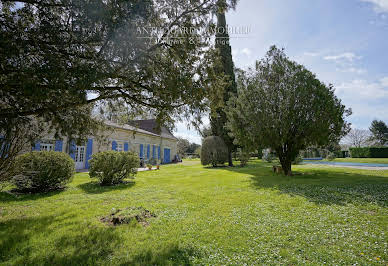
(55, 140), (63, 152)
(158, 146), (161, 160)
(152, 145), (156, 158)
(85, 138), (93, 169)
(140, 144), (143, 158)
(124, 142), (129, 151)
(112, 141), (117, 151)
(147, 144), (150, 159)
(34, 141), (41, 151)
(69, 140), (76, 160)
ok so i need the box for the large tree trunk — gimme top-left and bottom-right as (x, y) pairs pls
(228, 151), (233, 167)
(279, 159), (292, 176)
(277, 148), (292, 176)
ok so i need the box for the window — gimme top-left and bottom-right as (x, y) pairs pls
(117, 142), (123, 152)
(40, 143), (54, 151)
(75, 146), (85, 162)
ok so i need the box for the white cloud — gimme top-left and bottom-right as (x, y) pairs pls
(336, 78), (388, 100)
(303, 52), (320, 57)
(241, 48), (252, 56)
(380, 76), (388, 86)
(232, 48), (252, 57)
(362, 0), (388, 13)
(338, 67), (367, 74)
(323, 52), (361, 62)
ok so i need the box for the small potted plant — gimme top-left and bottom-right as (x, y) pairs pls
(156, 160), (160, 170)
(146, 163), (152, 170)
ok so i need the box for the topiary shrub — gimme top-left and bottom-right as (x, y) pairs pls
(89, 151), (140, 186)
(12, 151), (75, 192)
(201, 136), (228, 167)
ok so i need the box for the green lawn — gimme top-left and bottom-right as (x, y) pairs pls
(324, 158), (388, 164)
(1, 160), (387, 265)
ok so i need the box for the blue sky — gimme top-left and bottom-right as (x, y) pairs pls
(175, 0), (388, 144)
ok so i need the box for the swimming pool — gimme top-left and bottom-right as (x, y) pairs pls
(302, 161), (388, 167)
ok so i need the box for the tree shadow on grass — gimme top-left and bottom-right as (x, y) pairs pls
(120, 244), (205, 265)
(0, 211), (203, 265)
(0, 212), (125, 265)
(213, 162), (388, 207)
(0, 189), (65, 203)
(77, 180), (136, 194)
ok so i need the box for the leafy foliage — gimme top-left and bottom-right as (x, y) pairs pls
(0, 0), (234, 178)
(0, 0), (228, 126)
(369, 120), (388, 146)
(177, 137), (201, 157)
(237, 149), (250, 167)
(89, 151), (139, 185)
(12, 151), (74, 192)
(226, 46), (351, 175)
(200, 136), (228, 167)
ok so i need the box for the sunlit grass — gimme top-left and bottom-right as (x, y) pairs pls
(0, 160), (387, 265)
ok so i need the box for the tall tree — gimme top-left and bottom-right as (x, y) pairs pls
(344, 129), (371, 148)
(226, 46), (351, 175)
(0, 0), (230, 181)
(210, 0), (238, 166)
(177, 137), (190, 157)
(369, 120), (388, 146)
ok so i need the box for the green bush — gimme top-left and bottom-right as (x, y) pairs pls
(12, 151), (74, 192)
(89, 151), (140, 185)
(350, 147), (388, 158)
(200, 136), (228, 167)
(237, 149), (250, 167)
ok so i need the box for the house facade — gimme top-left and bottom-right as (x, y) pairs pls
(31, 119), (178, 170)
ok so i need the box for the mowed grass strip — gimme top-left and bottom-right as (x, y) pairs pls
(0, 160), (387, 265)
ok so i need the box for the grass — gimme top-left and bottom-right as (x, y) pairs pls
(0, 159), (387, 265)
(323, 157), (388, 164)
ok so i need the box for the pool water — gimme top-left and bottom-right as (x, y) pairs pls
(302, 161), (388, 167)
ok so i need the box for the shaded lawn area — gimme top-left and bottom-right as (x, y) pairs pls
(0, 160), (387, 265)
(324, 158), (388, 164)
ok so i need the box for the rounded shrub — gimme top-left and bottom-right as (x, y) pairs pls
(200, 136), (228, 167)
(89, 151), (140, 186)
(12, 151), (75, 192)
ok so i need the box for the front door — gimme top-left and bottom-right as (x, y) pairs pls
(75, 145), (86, 170)
(163, 148), (171, 163)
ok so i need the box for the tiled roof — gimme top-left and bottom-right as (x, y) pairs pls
(104, 120), (177, 140)
(130, 119), (178, 140)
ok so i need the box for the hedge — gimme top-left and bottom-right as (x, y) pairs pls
(349, 147), (388, 158)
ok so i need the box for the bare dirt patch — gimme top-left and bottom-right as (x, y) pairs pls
(100, 207), (156, 227)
